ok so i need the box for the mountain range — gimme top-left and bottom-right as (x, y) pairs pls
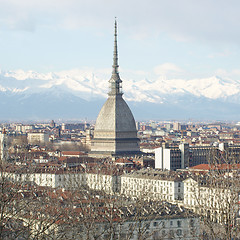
(1, 69), (240, 121)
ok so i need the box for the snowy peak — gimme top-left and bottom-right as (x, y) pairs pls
(123, 75), (240, 103)
(0, 69), (240, 120)
(0, 69), (240, 104)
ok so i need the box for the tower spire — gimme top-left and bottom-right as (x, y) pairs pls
(113, 18), (118, 74)
(109, 18), (122, 96)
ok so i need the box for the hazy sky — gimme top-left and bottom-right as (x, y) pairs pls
(0, 0), (240, 80)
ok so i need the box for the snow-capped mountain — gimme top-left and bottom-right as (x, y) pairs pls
(0, 69), (240, 120)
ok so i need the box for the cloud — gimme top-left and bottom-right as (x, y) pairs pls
(0, 0), (240, 46)
(208, 50), (232, 59)
(154, 63), (184, 77)
(215, 68), (240, 80)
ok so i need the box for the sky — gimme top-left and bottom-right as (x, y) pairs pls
(0, 0), (240, 81)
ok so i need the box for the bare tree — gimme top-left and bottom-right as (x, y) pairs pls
(1, 146), (200, 240)
(183, 149), (240, 240)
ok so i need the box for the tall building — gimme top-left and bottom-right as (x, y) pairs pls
(155, 143), (235, 170)
(155, 145), (184, 171)
(91, 20), (140, 158)
(0, 129), (8, 162)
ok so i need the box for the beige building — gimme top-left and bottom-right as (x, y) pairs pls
(15, 124), (34, 133)
(27, 132), (50, 144)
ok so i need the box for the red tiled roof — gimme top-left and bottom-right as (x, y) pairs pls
(58, 156), (67, 161)
(190, 163), (240, 170)
(115, 158), (133, 164)
(190, 164), (211, 170)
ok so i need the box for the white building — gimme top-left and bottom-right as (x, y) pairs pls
(3, 166), (120, 194)
(121, 169), (184, 202)
(0, 130), (7, 162)
(4, 169), (86, 189)
(86, 172), (120, 194)
(155, 143), (232, 169)
(27, 132), (50, 144)
(183, 176), (239, 224)
(155, 145), (185, 171)
(15, 124), (34, 133)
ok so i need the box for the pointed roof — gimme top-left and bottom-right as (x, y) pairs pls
(109, 19), (122, 96)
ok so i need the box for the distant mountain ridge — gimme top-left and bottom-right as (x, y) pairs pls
(0, 69), (240, 121)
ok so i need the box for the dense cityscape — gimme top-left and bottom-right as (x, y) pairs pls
(1, 117), (240, 239)
(1, 2), (240, 239)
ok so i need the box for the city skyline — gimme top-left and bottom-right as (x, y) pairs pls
(1, 2), (240, 236)
(0, 0), (240, 82)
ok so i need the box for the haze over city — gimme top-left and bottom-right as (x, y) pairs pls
(1, 0), (240, 120)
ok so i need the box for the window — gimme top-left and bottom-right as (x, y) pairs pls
(177, 229), (182, 236)
(153, 221), (158, 227)
(190, 219), (194, 227)
(177, 220), (181, 227)
(153, 231), (159, 240)
(169, 230), (174, 238)
(162, 222), (165, 228)
(104, 224), (108, 230)
(170, 221), (173, 226)
(120, 233), (127, 238)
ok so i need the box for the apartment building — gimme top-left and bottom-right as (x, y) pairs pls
(121, 169), (185, 202)
(183, 176), (239, 224)
(27, 132), (50, 144)
(4, 167), (86, 189)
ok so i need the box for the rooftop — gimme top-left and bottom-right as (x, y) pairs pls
(122, 169), (187, 181)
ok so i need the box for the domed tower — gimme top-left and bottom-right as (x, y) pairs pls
(91, 20), (140, 158)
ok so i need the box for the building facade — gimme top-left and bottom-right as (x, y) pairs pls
(155, 143), (230, 170)
(183, 176), (240, 224)
(27, 132), (50, 144)
(121, 169), (184, 202)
